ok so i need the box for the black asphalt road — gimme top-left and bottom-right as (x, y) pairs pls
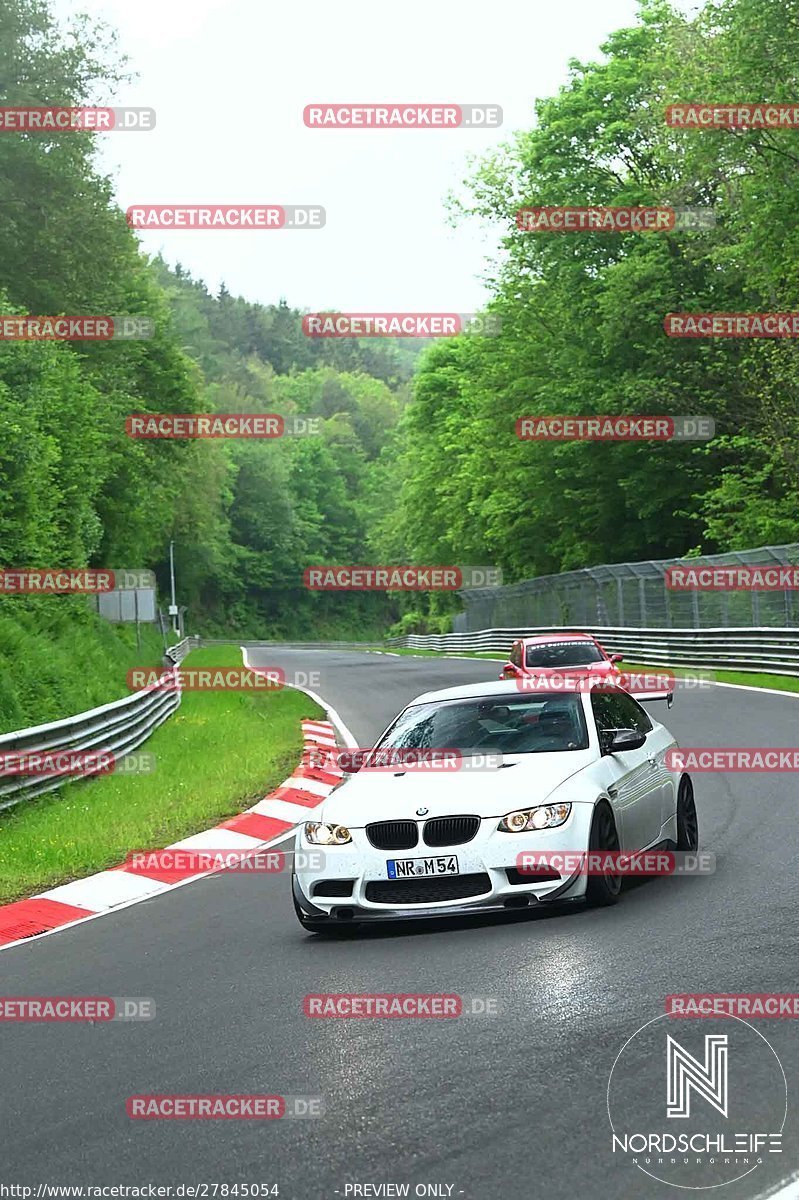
(1, 648), (798, 1200)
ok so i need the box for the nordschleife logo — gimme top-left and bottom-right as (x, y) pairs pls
(607, 1014), (786, 1189)
(667, 1034), (728, 1119)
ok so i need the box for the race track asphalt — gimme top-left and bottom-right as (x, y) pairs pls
(1, 647), (797, 1200)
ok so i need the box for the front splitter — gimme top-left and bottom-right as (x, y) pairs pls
(292, 873), (583, 923)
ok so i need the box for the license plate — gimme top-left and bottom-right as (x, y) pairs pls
(387, 855), (459, 879)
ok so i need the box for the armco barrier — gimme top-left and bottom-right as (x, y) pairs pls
(386, 626), (799, 676)
(165, 635), (195, 664)
(0, 639), (194, 812)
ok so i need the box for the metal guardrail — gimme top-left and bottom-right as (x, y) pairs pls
(0, 640), (195, 813)
(165, 636), (195, 664)
(387, 625), (799, 676)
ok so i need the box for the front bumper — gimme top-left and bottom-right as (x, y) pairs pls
(292, 805), (595, 923)
(292, 875), (586, 924)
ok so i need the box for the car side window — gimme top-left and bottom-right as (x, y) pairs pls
(510, 643), (522, 668)
(591, 690), (652, 735)
(612, 691), (653, 734)
(591, 692), (619, 733)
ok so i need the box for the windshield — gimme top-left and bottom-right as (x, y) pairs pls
(525, 640), (605, 668)
(376, 693), (589, 755)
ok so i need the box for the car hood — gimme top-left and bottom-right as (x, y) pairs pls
(318, 750), (595, 825)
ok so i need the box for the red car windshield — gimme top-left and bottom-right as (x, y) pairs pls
(524, 641), (605, 668)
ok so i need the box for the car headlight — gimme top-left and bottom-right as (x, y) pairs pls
(304, 821), (352, 846)
(498, 803), (571, 832)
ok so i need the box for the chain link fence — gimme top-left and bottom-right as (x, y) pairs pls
(455, 544), (799, 632)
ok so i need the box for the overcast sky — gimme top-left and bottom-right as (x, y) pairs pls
(52, 0), (658, 312)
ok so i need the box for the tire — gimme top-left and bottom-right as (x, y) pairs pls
(585, 801), (622, 907)
(675, 774), (699, 852)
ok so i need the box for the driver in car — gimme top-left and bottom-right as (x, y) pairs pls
(531, 700), (580, 751)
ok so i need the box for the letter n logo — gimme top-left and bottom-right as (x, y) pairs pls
(666, 1034), (728, 1118)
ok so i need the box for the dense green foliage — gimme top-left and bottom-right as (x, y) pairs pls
(376, 0), (799, 595)
(0, 598), (167, 732)
(150, 263), (418, 635)
(1, 0), (798, 656)
(0, 0), (418, 642)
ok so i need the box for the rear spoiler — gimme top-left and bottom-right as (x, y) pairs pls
(631, 688), (674, 708)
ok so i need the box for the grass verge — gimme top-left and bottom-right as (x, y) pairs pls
(0, 646), (324, 904)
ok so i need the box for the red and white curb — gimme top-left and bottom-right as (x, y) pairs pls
(0, 719), (340, 952)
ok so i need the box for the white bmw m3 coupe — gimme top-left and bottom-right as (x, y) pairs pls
(292, 680), (698, 933)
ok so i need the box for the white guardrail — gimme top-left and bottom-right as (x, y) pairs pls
(387, 625), (799, 676)
(0, 636), (194, 813)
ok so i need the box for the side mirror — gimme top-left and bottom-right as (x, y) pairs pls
(499, 663), (520, 680)
(601, 728), (646, 755)
(610, 653), (624, 663)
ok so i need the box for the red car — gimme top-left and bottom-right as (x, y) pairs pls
(499, 632), (623, 682)
(499, 632), (674, 706)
